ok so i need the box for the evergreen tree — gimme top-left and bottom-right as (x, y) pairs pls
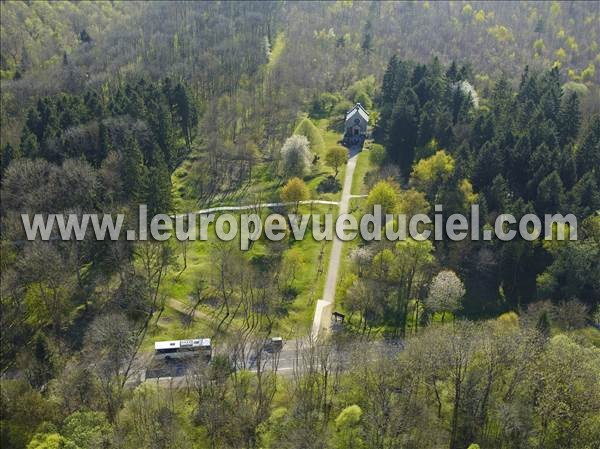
(30, 331), (54, 388)
(536, 170), (565, 214)
(1, 143), (19, 174)
(575, 116), (600, 183)
(20, 127), (39, 158)
(446, 61), (458, 82)
(507, 135), (532, 197)
(173, 82), (198, 148)
(144, 153), (172, 216)
(472, 142), (503, 191)
(558, 92), (581, 147)
(536, 310), (551, 339)
(120, 134), (146, 202)
(569, 172), (600, 218)
(25, 107), (43, 141)
(79, 29), (92, 44)
(154, 101), (175, 169)
(387, 88), (420, 180)
(361, 20), (373, 56)
(97, 122), (111, 165)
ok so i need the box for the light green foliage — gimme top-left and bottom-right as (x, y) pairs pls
(281, 177), (309, 203)
(281, 177), (309, 212)
(368, 143), (386, 166)
(334, 405), (364, 449)
(0, 1), (129, 79)
(496, 311), (519, 329)
(474, 9), (486, 23)
(26, 433), (79, 449)
(563, 81), (589, 96)
(62, 411), (111, 449)
(533, 38), (545, 54)
(397, 188), (430, 218)
(325, 146), (348, 178)
(346, 76), (376, 110)
(410, 150), (455, 195)
(310, 92), (343, 118)
(294, 117), (325, 153)
(535, 334), (600, 448)
(581, 63), (596, 80)
(488, 25), (514, 42)
(366, 180), (399, 216)
(335, 404), (362, 428)
(116, 384), (189, 449)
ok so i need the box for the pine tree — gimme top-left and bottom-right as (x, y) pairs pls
(97, 122), (111, 165)
(144, 153), (172, 216)
(558, 92), (581, 147)
(472, 142), (503, 191)
(446, 61), (458, 82)
(20, 127), (39, 158)
(507, 135), (532, 197)
(569, 172), (600, 218)
(387, 88), (420, 180)
(536, 310), (551, 339)
(155, 102), (175, 169)
(120, 134), (146, 202)
(575, 116), (600, 184)
(361, 20), (373, 57)
(536, 170), (565, 214)
(1, 143), (19, 174)
(173, 83), (198, 148)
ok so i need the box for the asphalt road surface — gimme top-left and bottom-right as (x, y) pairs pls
(311, 145), (361, 338)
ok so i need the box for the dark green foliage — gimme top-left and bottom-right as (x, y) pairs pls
(316, 175), (341, 194)
(386, 88), (420, 179)
(536, 170), (565, 214)
(558, 93), (581, 147)
(0, 143), (19, 175)
(536, 310), (551, 338)
(376, 57), (472, 179)
(575, 116), (600, 185)
(144, 154), (172, 216)
(120, 134), (146, 203)
(170, 82), (198, 149)
(79, 29), (93, 44)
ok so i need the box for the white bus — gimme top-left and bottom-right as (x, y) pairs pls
(154, 338), (212, 361)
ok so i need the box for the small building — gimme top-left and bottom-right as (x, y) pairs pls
(331, 311), (346, 331)
(344, 103), (369, 139)
(332, 311), (345, 324)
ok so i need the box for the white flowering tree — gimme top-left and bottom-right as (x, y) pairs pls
(425, 270), (465, 323)
(280, 134), (312, 179)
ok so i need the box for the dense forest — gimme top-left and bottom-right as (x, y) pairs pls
(1, 2), (599, 449)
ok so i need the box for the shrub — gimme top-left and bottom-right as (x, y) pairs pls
(368, 143), (386, 166)
(294, 117), (324, 153)
(317, 175), (341, 193)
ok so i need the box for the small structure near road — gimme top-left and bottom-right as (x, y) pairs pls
(331, 311), (345, 331)
(343, 103), (368, 147)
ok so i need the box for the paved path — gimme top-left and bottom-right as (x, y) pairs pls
(311, 146), (361, 338)
(172, 200), (339, 219)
